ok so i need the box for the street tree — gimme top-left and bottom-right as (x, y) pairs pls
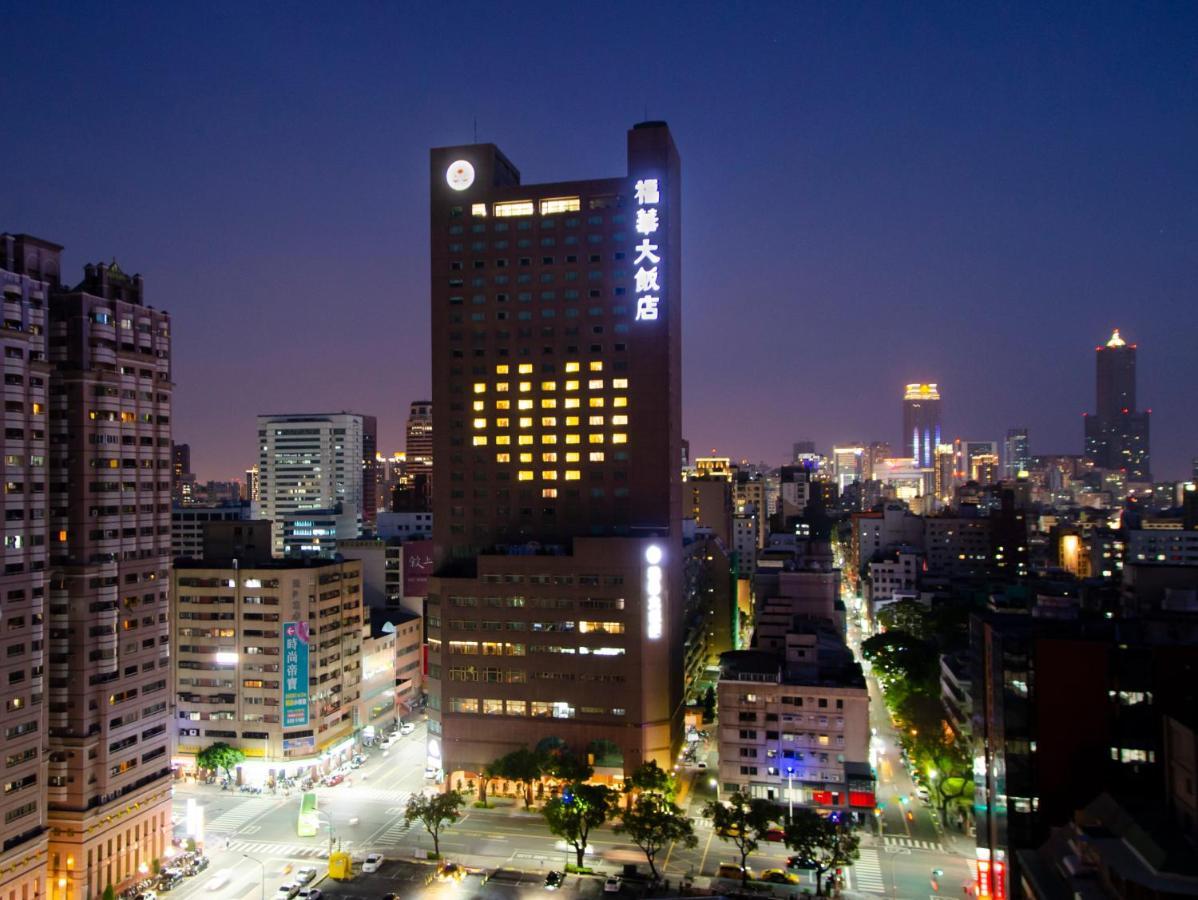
(195, 742), (246, 780)
(402, 790), (465, 858)
(499, 746), (543, 808)
(542, 782), (617, 869)
(539, 746), (594, 783)
(703, 791), (773, 884)
(614, 792), (696, 880)
(876, 598), (931, 640)
(701, 686), (717, 722)
(622, 759), (676, 810)
(477, 759), (500, 804)
(783, 809), (861, 896)
(911, 730), (973, 825)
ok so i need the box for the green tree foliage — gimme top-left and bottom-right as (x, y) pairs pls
(910, 730), (973, 825)
(614, 792), (696, 880)
(702, 686), (717, 723)
(703, 791), (774, 884)
(102, 886), (116, 900)
(195, 742), (246, 779)
(478, 759), (500, 804)
(784, 810), (861, 896)
(402, 790), (465, 857)
(622, 759), (677, 810)
(542, 782), (617, 868)
(876, 599), (931, 640)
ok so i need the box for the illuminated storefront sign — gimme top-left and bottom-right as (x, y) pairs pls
(645, 544), (663, 639)
(282, 621), (310, 727)
(634, 178), (662, 321)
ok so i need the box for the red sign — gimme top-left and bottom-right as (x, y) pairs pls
(975, 860), (991, 898)
(848, 791), (876, 808)
(993, 861), (1006, 900)
(811, 790), (833, 806)
(403, 540), (434, 597)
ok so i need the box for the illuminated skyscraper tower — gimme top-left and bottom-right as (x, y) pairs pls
(902, 383), (942, 468)
(1084, 329), (1151, 481)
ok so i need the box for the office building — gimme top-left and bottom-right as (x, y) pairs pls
(1, 232), (178, 900)
(832, 446), (865, 490)
(244, 464), (259, 502)
(171, 502), (251, 560)
(426, 122), (683, 783)
(361, 415), (378, 533)
(902, 383), (942, 468)
(172, 442), (194, 504)
(687, 475), (732, 546)
(171, 554), (363, 780)
(0, 234), (52, 900)
(1084, 329), (1151, 482)
(1003, 427), (1030, 481)
(791, 441), (816, 463)
(404, 401), (433, 510)
(254, 412), (372, 556)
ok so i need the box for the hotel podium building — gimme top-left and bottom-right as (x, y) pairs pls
(425, 123), (683, 782)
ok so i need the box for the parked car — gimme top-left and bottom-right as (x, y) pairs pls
(362, 853), (384, 873)
(603, 875), (622, 892)
(423, 766), (439, 780)
(400, 722), (416, 735)
(274, 885), (299, 900)
(762, 869), (801, 885)
(297, 889), (322, 900)
(716, 863), (752, 880)
(763, 827), (786, 842)
(324, 773), (345, 787)
(294, 867), (317, 884)
(787, 855), (817, 870)
(544, 871), (564, 890)
(156, 874), (183, 893)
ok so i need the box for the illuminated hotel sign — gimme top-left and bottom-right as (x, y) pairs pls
(634, 178), (661, 321)
(645, 545), (663, 639)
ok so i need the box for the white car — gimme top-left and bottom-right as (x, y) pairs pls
(206, 871), (230, 892)
(362, 853), (384, 873)
(297, 890), (322, 900)
(295, 867), (317, 884)
(400, 722), (416, 735)
(424, 766), (440, 780)
(604, 875), (622, 892)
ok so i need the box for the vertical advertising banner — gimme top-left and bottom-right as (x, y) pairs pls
(403, 540), (434, 598)
(283, 621), (310, 727)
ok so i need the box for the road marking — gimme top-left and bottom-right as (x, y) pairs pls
(852, 847), (886, 894)
(883, 835), (946, 852)
(205, 798), (280, 834)
(697, 826), (714, 875)
(237, 824), (261, 835)
(374, 819), (411, 847)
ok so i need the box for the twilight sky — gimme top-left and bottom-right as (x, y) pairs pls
(3, 2), (1196, 481)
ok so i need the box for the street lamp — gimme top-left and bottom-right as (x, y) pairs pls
(242, 853), (265, 900)
(785, 767), (795, 821)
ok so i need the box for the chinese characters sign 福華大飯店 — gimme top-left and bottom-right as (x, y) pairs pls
(283, 620), (310, 727)
(633, 178), (661, 322)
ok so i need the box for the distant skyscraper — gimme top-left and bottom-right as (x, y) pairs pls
(244, 464), (259, 501)
(172, 441), (194, 504)
(792, 440), (816, 463)
(1003, 428), (1030, 480)
(1084, 330), (1151, 481)
(255, 412), (371, 555)
(902, 383), (942, 468)
(404, 400), (433, 509)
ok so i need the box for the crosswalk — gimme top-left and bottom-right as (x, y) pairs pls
(883, 835), (946, 852)
(322, 786), (411, 805)
(220, 838), (354, 860)
(374, 819), (411, 847)
(851, 847), (886, 894)
(206, 799), (277, 834)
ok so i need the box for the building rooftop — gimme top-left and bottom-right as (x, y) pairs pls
(174, 556), (355, 571)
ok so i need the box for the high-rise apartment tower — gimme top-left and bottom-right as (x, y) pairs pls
(902, 383), (941, 468)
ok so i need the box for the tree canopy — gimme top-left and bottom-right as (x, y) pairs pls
(403, 790), (465, 857)
(784, 810), (861, 896)
(703, 791), (774, 883)
(542, 782), (617, 868)
(614, 792), (695, 880)
(195, 742), (245, 778)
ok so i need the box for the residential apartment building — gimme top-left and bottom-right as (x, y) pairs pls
(170, 503), (250, 560)
(426, 122), (684, 782)
(171, 556), (363, 780)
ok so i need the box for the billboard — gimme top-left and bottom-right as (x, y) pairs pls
(403, 540), (434, 598)
(282, 620), (310, 727)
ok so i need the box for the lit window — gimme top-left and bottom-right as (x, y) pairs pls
(566, 416), (580, 426)
(611, 415), (628, 425)
(473, 383), (486, 394)
(496, 453), (511, 463)
(518, 399), (534, 410)
(588, 415), (605, 426)
(613, 378), (628, 388)
(589, 397), (605, 408)
(565, 434), (581, 445)
(496, 417), (510, 428)
(588, 379), (604, 389)
(496, 399), (511, 410)
(542, 488), (558, 498)
(473, 418), (487, 429)
(541, 398), (558, 409)
(472, 400), (485, 411)
(589, 361), (603, 372)
(496, 364), (510, 374)
(565, 452), (581, 462)
(496, 382), (510, 392)
(542, 470), (558, 480)
(518, 470), (534, 481)
(564, 398), (580, 409)
(472, 435), (488, 446)
(612, 433), (628, 444)
(519, 453), (533, 463)
(565, 470), (581, 481)
(495, 200), (535, 217)
(589, 434), (604, 444)
(541, 381), (556, 391)
(564, 362), (580, 373)
(471, 203), (487, 217)
(518, 363), (534, 374)
(589, 452), (605, 462)
(496, 435), (511, 445)
(542, 417), (557, 427)
(612, 396), (627, 407)
(519, 381), (531, 392)
(519, 417), (533, 428)
(541, 434), (558, 444)
(565, 380), (580, 391)
(542, 452), (558, 462)
(540, 197), (581, 215)
(518, 435), (534, 445)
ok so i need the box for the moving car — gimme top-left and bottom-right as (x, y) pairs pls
(207, 871), (231, 892)
(762, 869), (801, 885)
(401, 721), (416, 735)
(423, 766), (439, 780)
(274, 885), (299, 899)
(717, 863), (753, 880)
(763, 827), (786, 842)
(787, 855), (817, 870)
(436, 862), (465, 882)
(544, 870), (565, 890)
(603, 875), (622, 892)
(362, 853), (385, 873)
(294, 867), (317, 884)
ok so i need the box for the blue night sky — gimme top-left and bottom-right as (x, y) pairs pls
(3, 2), (1196, 480)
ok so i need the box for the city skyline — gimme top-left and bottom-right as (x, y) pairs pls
(4, 3), (1198, 482)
